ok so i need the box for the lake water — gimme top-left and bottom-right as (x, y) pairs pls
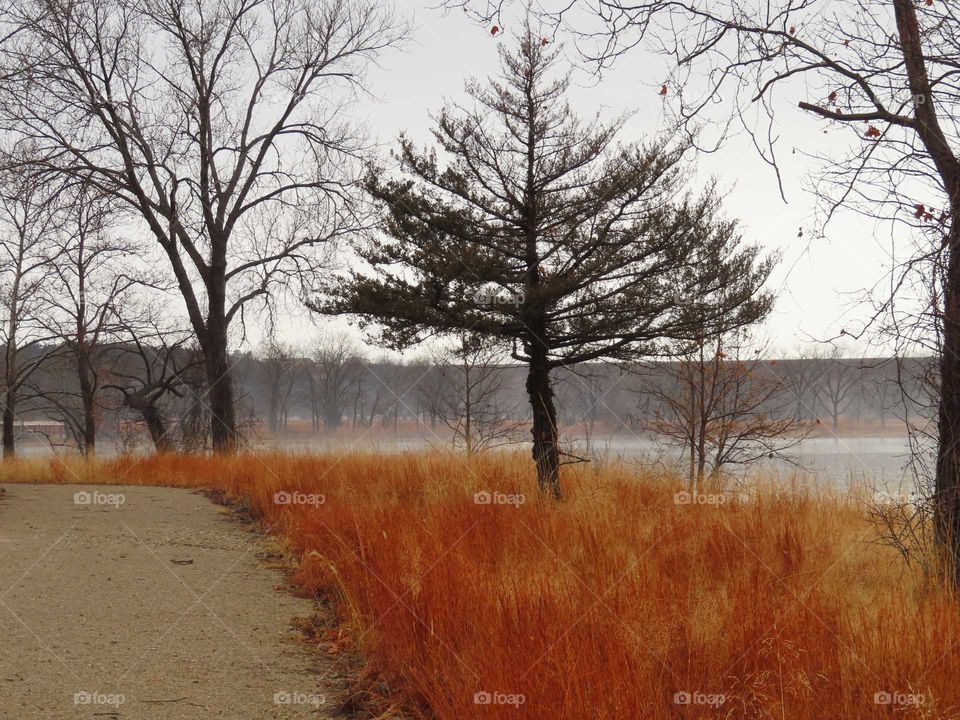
(285, 430), (922, 490)
(582, 433), (923, 492)
(17, 429), (926, 493)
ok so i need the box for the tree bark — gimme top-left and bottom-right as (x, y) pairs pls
(205, 329), (238, 453)
(526, 348), (561, 499)
(77, 349), (96, 457)
(696, 344), (708, 492)
(936, 215), (960, 582)
(464, 361), (474, 456)
(3, 297), (18, 459)
(3, 321), (16, 458)
(891, 0), (960, 582)
(204, 268), (238, 453)
(142, 404), (173, 453)
(122, 392), (174, 453)
(687, 363), (696, 492)
(2, 392), (15, 458)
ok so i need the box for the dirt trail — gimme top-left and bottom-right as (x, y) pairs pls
(0, 484), (339, 719)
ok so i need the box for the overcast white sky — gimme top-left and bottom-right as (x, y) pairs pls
(283, 2), (910, 359)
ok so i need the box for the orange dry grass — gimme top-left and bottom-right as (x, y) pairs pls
(4, 451), (959, 718)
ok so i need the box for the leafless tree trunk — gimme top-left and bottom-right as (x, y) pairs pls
(0, 154), (61, 457)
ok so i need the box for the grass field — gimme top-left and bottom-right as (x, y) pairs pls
(3, 451), (956, 718)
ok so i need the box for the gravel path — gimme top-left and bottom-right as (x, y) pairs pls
(0, 484), (339, 719)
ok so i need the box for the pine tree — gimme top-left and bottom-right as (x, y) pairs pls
(316, 25), (775, 498)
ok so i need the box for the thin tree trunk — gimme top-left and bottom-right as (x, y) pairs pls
(697, 344), (708, 491)
(2, 392), (15, 458)
(687, 363), (696, 493)
(77, 345), (97, 457)
(3, 300), (18, 459)
(78, 352), (96, 457)
(464, 358), (473, 455)
(268, 382), (279, 434)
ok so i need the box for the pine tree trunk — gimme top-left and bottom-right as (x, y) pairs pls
(464, 361), (473, 456)
(526, 350), (560, 499)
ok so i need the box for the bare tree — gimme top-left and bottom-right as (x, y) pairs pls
(349, 363), (388, 428)
(306, 334), (362, 430)
(424, 333), (521, 454)
(609, 0), (960, 572)
(869, 362), (899, 429)
(0, 158), (62, 456)
(258, 339), (299, 435)
(639, 326), (805, 492)
(816, 349), (860, 432)
(0, 0), (406, 452)
(777, 349), (824, 423)
(106, 310), (200, 453)
(33, 187), (140, 455)
(414, 357), (445, 431)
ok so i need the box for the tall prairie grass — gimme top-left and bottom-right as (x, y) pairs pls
(3, 451), (957, 718)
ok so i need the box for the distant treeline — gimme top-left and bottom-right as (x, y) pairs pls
(5, 342), (929, 452)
